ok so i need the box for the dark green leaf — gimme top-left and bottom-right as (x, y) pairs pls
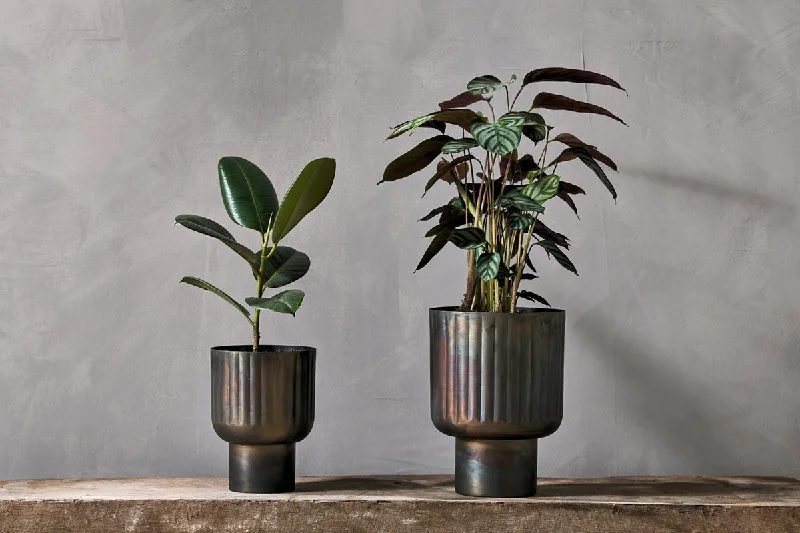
(441, 138), (479, 154)
(552, 133), (617, 171)
(507, 208), (534, 230)
(517, 290), (551, 307)
(522, 124), (548, 144)
(449, 227), (486, 250)
(531, 92), (627, 125)
(419, 205), (450, 222)
(497, 262), (514, 279)
(476, 252), (501, 281)
(263, 247), (310, 288)
(246, 289), (305, 316)
(180, 276), (251, 320)
(175, 214), (260, 270)
(218, 157), (279, 233)
(439, 91), (486, 110)
(381, 135), (454, 183)
(470, 121), (522, 156)
(536, 240), (578, 275)
(522, 68), (626, 92)
(416, 230), (452, 271)
(272, 158), (336, 243)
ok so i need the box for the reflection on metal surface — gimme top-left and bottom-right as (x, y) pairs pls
(211, 345), (315, 493)
(430, 307), (565, 497)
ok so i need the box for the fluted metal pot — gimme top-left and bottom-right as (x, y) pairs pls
(430, 307), (565, 497)
(211, 345), (315, 493)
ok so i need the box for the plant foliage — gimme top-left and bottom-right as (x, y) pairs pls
(381, 66), (625, 312)
(177, 157), (335, 350)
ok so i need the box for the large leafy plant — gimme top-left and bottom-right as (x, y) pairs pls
(381, 68), (625, 313)
(177, 157), (336, 351)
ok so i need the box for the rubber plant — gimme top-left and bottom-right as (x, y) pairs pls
(381, 68), (625, 312)
(177, 156), (335, 351)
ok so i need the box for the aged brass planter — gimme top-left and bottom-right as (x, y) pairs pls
(211, 345), (315, 493)
(430, 307), (565, 497)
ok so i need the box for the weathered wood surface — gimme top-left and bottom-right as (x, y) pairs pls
(1, 475), (799, 533)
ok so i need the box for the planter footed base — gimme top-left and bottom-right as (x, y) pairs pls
(228, 443), (295, 494)
(455, 438), (538, 497)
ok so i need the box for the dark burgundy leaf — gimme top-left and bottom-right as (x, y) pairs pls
(439, 91), (486, 110)
(416, 230), (451, 271)
(419, 120), (446, 134)
(553, 133), (617, 171)
(423, 155), (476, 195)
(531, 93), (626, 125)
(533, 220), (570, 249)
(522, 68), (626, 92)
(559, 181), (586, 195)
(381, 135), (454, 183)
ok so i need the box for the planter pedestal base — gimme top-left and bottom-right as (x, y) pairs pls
(455, 438), (538, 497)
(228, 443), (295, 494)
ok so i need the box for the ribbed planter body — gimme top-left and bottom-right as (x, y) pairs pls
(211, 345), (315, 494)
(430, 307), (565, 497)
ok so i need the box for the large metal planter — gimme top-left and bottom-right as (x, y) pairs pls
(430, 307), (565, 497)
(211, 345), (315, 493)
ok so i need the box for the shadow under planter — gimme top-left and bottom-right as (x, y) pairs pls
(430, 307), (565, 498)
(211, 346), (315, 493)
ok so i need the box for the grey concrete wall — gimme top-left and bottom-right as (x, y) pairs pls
(1, 0), (799, 480)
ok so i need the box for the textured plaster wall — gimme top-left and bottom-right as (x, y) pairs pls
(1, 0), (799, 480)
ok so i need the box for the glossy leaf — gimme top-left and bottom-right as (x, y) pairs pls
(218, 157), (279, 234)
(470, 121), (522, 156)
(180, 276), (251, 320)
(246, 289), (305, 316)
(175, 214), (259, 269)
(441, 138), (479, 154)
(517, 290), (551, 307)
(522, 123), (548, 144)
(439, 91), (486, 110)
(531, 93), (627, 125)
(263, 247), (310, 288)
(536, 240), (578, 275)
(522, 68), (626, 92)
(476, 252), (501, 281)
(507, 209), (534, 230)
(423, 155), (475, 195)
(271, 158), (335, 243)
(416, 230), (452, 271)
(449, 227), (486, 250)
(522, 174), (560, 203)
(552, 133), (617, 171)
(381, 136), (453, 183)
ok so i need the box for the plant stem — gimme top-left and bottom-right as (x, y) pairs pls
(510, 215), (539, 313)
(252, 234), (278, 353)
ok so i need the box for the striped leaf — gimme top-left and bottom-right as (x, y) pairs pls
(498, 111), (545, 128)
(448, 227), (486, 250)
(218, 157), (279, 234)
(522, 174), (561, 204)
(506, 209), (534, 230)
(501, 191), (545, 213)
(536, 240), (578, 275)
(441, 138), (479, 154)
(470, 121), (522, 156)
(246, 289), (305, 316)
(387, 113), (439, 139)
(467, 74), (517, 95)
(476, 252), (501, 281)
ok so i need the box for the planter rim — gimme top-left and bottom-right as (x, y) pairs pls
(211, 344), (316, 354)
(429, 306), (564, 316)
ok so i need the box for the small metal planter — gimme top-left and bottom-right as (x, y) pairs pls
(430, 307), (565, 497)
(211, 345), (315, 493)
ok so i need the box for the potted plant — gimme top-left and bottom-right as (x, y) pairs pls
(176, 156), (335, 493)
(382, 68), (625, 497)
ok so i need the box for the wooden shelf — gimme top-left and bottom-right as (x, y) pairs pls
(1, 475), (798, 532)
